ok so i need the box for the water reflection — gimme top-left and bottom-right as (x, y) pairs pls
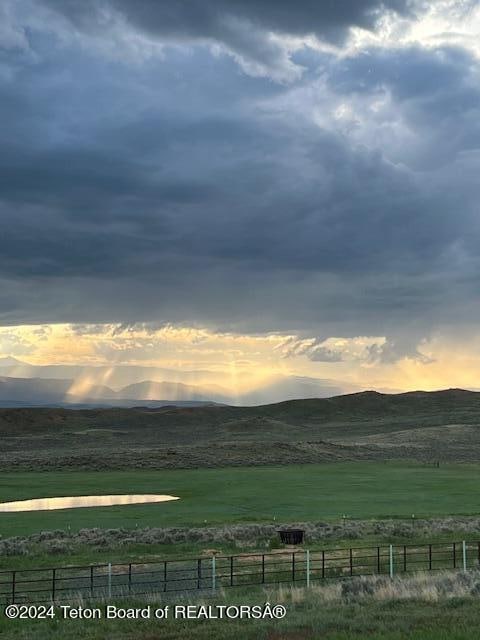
(0, 494), (180, 512)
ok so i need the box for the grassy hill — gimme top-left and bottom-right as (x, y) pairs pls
(2, 387), (480, 436)
(2, 389), (480, 469)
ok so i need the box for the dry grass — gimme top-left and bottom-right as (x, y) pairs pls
(262, 569), (480, 606)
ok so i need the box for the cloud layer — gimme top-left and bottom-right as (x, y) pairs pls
(0, 0), (479, 370)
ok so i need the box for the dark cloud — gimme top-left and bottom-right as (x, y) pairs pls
(328, 45), (480, 168)
(308, 348), (344, 363)
(38, 0), (415, 81)
(366, 337), (434, 364)
(0, 1), (479, 361)
(45, 0), (413, 46)
(329, 46), (470, 98)
(117, 0), (412, 38)
(281, 338), (345, 362)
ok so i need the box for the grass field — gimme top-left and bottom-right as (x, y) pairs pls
(3, 575), (480, 639)
(3, 461), (480, 638)
(2, 462), (480, 539)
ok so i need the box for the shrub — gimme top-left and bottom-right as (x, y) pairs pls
(268, 536), (282, 550)
(0, 540), (29, 556)
(43, 540), (70, 554)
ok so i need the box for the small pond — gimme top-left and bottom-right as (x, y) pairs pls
(0, 494), (180, 512)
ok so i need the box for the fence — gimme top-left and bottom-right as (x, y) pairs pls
(1, 540), (479, 604)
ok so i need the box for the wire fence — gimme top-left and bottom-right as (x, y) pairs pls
(1, 540), (479, 604)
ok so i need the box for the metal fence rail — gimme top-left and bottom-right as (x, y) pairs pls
(1, 540), (479, 604)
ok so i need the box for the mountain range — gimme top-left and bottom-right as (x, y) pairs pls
(0, 357), (349, 407)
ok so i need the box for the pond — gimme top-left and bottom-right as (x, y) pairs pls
(0, 494), (180, 512)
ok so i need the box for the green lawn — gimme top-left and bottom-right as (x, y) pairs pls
(1, 462), (480, 538)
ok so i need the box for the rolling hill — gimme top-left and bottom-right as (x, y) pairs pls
(1, 388), (480, 470)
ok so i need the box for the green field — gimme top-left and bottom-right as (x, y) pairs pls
(2, 584), (480, 640)
(2, 462), (480, 538)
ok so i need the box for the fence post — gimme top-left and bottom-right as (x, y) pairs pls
(306, 550), (310, 588)
(128, 563), (132, 595)
(212, 554), (216, 592)
(377, 547), (380, 573)
(349, 548), (353, 576)
(231, 556), (234, 587)
(108, 563), (112, 598)
(389, 545), (394, 579)
(11, 571), (15, 604)
(463, 541), (467, 571)
(429, 544), (432, 571)
(292, 552), (296, 582)
(197, 559), (202, 590)
(261, 555), (265, 584)
(164, 561), (167, 593)
(453, 542), (456, 569)
(322, 550), (325, 579)
(403, 545), (407, 572)
(52, 569), (56, 602)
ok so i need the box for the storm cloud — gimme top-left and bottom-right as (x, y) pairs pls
(0, 0), (479, 362)
(39, 0), (415, 80)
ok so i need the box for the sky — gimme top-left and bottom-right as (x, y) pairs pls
(1, 0), (480, 400)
